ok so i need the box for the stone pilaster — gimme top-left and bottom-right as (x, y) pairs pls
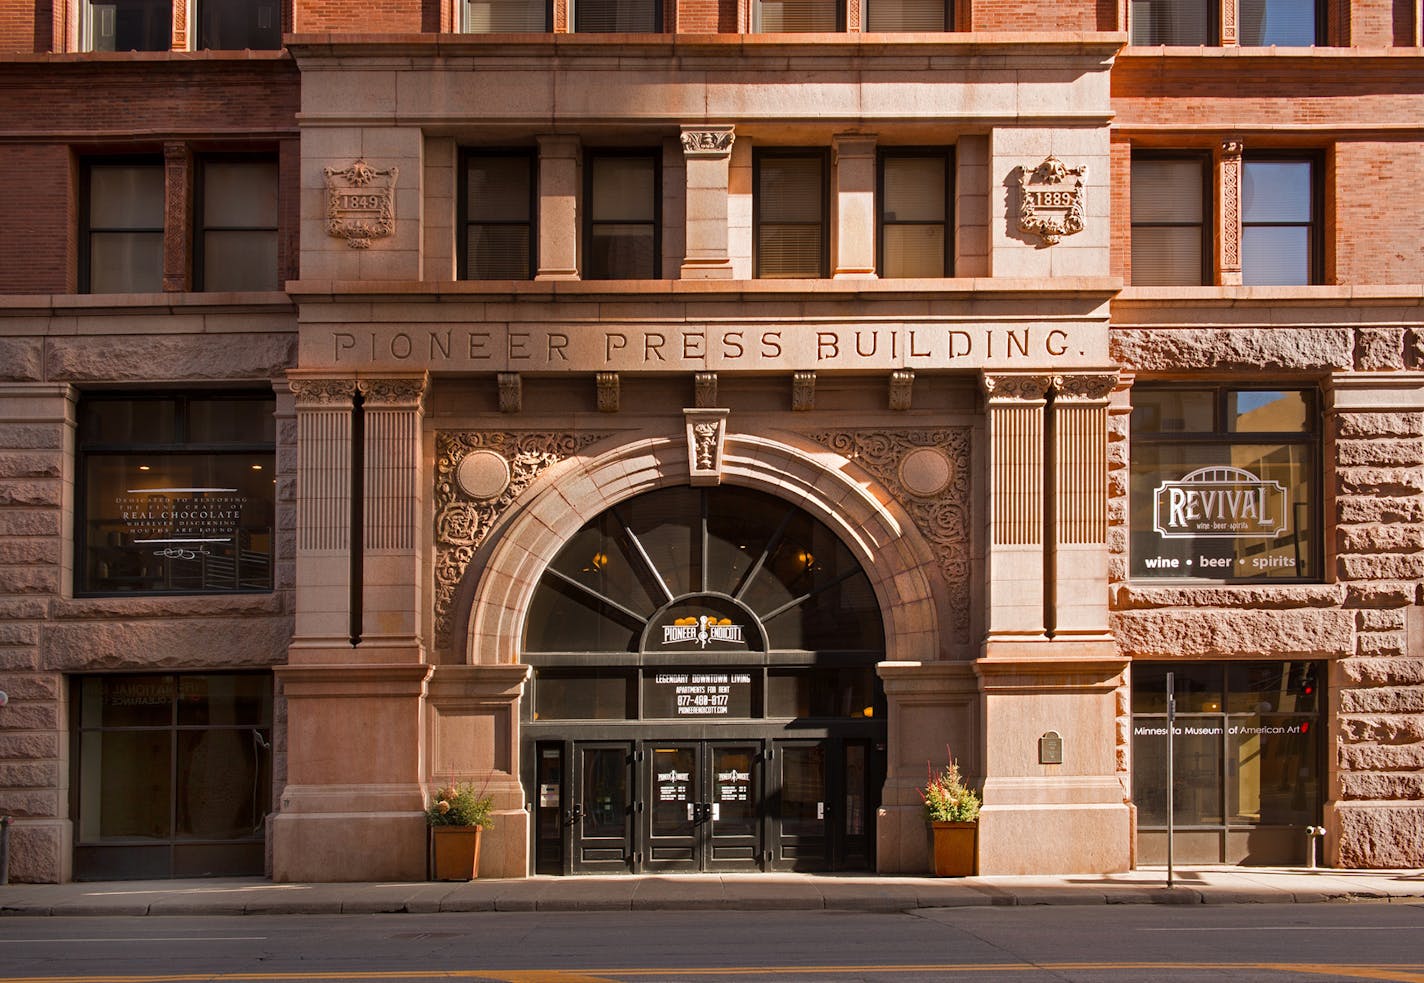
(1220, 0), (1237, 44)
(679, 126), (736, 280)
(357, 375), (428, 660)
(536, 135), (580, 281)
(163, 142), (191, 292)
(982, 373), (1051, 642)
(1324, 371), (1424, 869)
(832, 133), (877, 279)
(1050, 372), (1117, 638)
(288, 377), (356, 649)
(1217, 140), (1243, 286)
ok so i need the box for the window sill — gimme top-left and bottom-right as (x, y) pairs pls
(1112, 582), (1344, 610)
(55, 592), (284, 620)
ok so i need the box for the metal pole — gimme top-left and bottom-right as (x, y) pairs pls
(1166, 671), (1175, 890)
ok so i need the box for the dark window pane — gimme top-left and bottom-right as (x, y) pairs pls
(1130, 0), (1211, 43)
(1240, 0), (1316, 44)
(86, 0), (171, 51)
(866, 0), (945, 30)
(203, 160), (278, 228)
(779, 745), (825, 836)
(203, 231), (279, 291)
(535, 670), (632, 720)
(176, 674), (272, 726)
(756, 0), (837, 29)
(881, 154), (948, 278)
(587, 155), (657, 280)
(91, 164), (165, 229)
(713, 747), (758, 836)
(199, 0), (281, 50)
(177, 727), (270, 838)
(758, 155), (825, 278)
(576, 0), (657, 30)
(80, 730), (173, 839)
(1132, 158), (1204, 223)
(582, 749), (628, 839)
(468, 156), (533, 222)
(464, 0), (548, 30)
(1226, 661), (1318, 714)
(1130, 389), (1214, 435)
(523, 577), (642, 653)
(90, 233), (164, 293)
(1228, 715), (1318, 824)
(1132, 227), (1205, 286)
(80, 399), (179, 445)
(1131, 157), (1205, 286)
(187, 398), (275, 444)
(1132, 723), (1223, 825)
(651, 747), (695, 836)
(1131, 662), (1222, 714)
(82, 675), (175, 728)
(468, 226), (532, 279)
(466, 154), (535, 280)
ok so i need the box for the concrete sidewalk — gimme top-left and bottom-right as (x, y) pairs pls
(2, 866), (1422, 916)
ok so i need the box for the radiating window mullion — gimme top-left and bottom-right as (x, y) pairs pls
(614, 508), (676, 606)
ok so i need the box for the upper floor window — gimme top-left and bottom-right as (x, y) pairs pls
(866, 0), (949, 30)
(83, 159), (164, 294)
(1129, 0), (1213, 44)
(1130, 154), (1209, 286)
(584, 151), (660, 280)
(1242, 157), (1319, 286)
(83, 0), (171, 50)
(878, 149), (951, 278)
(754, 0), (840, 31)
(463, 0), (548, 29)
(574, 0), (659, 30)
(463, 151), (536, 280)
(1129, 386), (1318, 583)
(198, 0), (281, 49)
(197, 157), (279, 292)
(1240, 0), (1318, 44)
(755, 150), (828, 279)
(77, 393), (276, 596)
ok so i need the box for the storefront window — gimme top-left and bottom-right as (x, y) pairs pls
(77, 393), (276, 595)
(1131, 661), (1323, 846)
(1130, 386), (1317, 582)
(73, 672), (273, 879)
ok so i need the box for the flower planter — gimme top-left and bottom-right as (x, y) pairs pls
(931, 820), (977, 877)
(430, 825), (483, 881)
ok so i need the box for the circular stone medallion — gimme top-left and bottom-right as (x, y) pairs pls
(899, 447), (953, 498)
(456, 449), (512, 501)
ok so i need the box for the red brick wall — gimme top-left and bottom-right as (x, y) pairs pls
(3, 145), (74, 294)
(0, 59), (299, 294)
(1109, 137), (1131, 284)
(971, 0), (1098, 32)
(1334, 140), (1424, 285)
(294, 0), (426, 32)
(677, 0), (737, 31)
(0, 0), (44, 53)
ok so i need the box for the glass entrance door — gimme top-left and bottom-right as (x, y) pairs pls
(571, 742), (634, 873)
(644, 742), (762, 872)
(770, 741), (828, 870)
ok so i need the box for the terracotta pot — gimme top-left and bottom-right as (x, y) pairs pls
(431, 825), (483, 880)
(931, 820), (977, 877)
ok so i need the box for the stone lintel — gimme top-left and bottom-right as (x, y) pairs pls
(426, 663), (531, 703)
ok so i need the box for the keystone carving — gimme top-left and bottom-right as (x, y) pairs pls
(685, 409), (729, 486)
(1018, 155), (1087, 246)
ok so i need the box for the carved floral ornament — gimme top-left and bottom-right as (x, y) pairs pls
(982, 374), (1053, 402)
(1018, 155), (1087, 246)
(808, 429), (972, 630)
(1052, 373), (1120, 402)
(432, 431), (610, 648)
(324, 159), (398, 249)
(680, 128), (736, 156)
(357, 378), (427, 409)
(288, 378), (358, 407)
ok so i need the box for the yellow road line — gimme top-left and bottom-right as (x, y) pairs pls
(1, 963), (1422, 983)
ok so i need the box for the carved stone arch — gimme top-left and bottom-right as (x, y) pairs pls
(462, 430), (944, 667)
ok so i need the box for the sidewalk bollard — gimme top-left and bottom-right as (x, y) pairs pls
(0, 815), (10, 886)
(1305, 825), (1326, 868)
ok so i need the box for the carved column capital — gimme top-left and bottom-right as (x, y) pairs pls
(982, 373), (1053, 402)
(680, 126), (736, 157)
(289, 378), (358, 408)
(1219, 139), (1244, 158)
(1052, 372), (1120, 403)
(358, 376), (428, 410)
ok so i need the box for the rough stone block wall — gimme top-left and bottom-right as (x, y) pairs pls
(1110, 324), (1424, 868)
(1334, 141), (1424, 286)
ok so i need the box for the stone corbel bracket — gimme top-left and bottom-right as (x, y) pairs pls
(685, 408), (730, 486)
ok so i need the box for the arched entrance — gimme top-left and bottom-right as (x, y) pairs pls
(521, 485), (888, 874)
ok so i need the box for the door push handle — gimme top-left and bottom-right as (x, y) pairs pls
(565, 806), (584, 826)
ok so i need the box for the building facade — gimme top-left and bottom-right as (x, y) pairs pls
(0, 0), (1420, 883)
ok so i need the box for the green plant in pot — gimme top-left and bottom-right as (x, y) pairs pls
(427, 781), (494, 880)
(921, 756), (980, 877)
